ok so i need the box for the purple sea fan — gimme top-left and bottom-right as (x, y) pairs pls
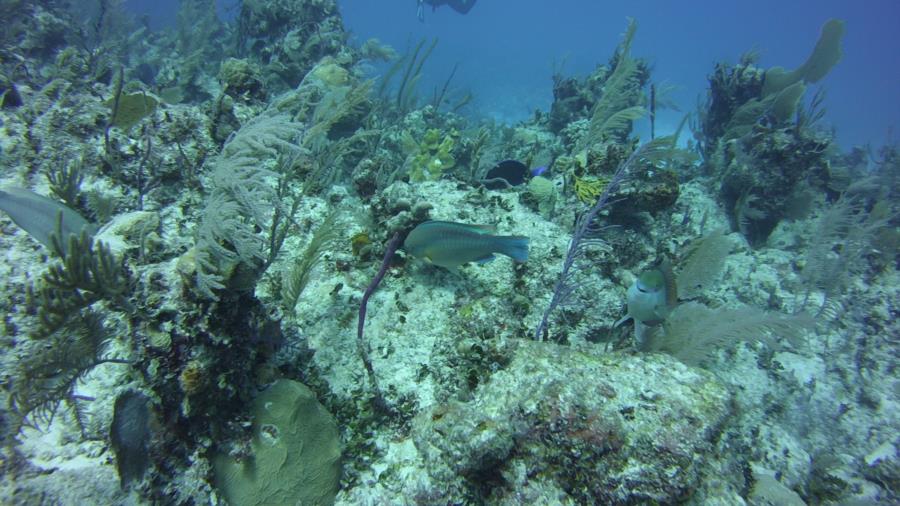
(533, 144), (652, 341)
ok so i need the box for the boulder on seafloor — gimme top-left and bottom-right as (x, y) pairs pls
(411, 340), (732, 504)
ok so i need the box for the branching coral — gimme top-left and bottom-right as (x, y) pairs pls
(281, 211), (341, 312)
(11, 224), (132, 437)
(9, 310), (125, 437)
(377, 37), (438, 114)
(28, 224), (130, 338)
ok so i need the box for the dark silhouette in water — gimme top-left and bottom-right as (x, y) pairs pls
(418, 0), (477, 21)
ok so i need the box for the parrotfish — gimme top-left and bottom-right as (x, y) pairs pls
(0, 187), (94, 255)
(403, 221), (529, 271)
(615, 261), (677, 344)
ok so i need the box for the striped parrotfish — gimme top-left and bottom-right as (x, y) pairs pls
(403, 221), (529, 271)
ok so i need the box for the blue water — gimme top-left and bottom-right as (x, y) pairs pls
(125, 0), (900, 148)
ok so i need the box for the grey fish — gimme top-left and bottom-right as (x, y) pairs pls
(0, 187), (93, 254)
(404, 220), (529, 271)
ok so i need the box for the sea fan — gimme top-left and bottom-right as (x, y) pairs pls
(799, 194), (892, 315)
(646, 302), (812, 367)
(675, 229), (734, 300)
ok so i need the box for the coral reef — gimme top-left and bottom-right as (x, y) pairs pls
(408, 340), (731, 504)
(696, 20), (847, 245)
(402, 127), (458, 182)
(237, 0), (345, 90)
(0, 4), (895, 506)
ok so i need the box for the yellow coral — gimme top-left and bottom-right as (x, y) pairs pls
(350, 232), (371, 257)
(179, 359), (206, 396)
(406, 128), (457, 182)
(574, 175), (610, 204)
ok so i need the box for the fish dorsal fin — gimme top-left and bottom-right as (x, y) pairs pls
(469, 224), (496, 235)
(420, 221), (495, 234)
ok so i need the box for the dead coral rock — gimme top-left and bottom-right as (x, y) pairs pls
(412, 340), (731, 504)
(614, 167), (681, 216)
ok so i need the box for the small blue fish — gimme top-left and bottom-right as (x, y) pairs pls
(530, 166), (548, 177)
(404, 221), (529, 271)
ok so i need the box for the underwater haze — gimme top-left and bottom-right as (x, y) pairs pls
(1, 0), (898, 504)
(126, 0), (900, 147)
(341, 0), (900, 148)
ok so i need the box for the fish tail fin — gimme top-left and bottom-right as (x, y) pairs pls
(498, 236), (529, 263)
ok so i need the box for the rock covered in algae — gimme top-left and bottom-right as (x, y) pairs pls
(411, 340), (731, 504)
